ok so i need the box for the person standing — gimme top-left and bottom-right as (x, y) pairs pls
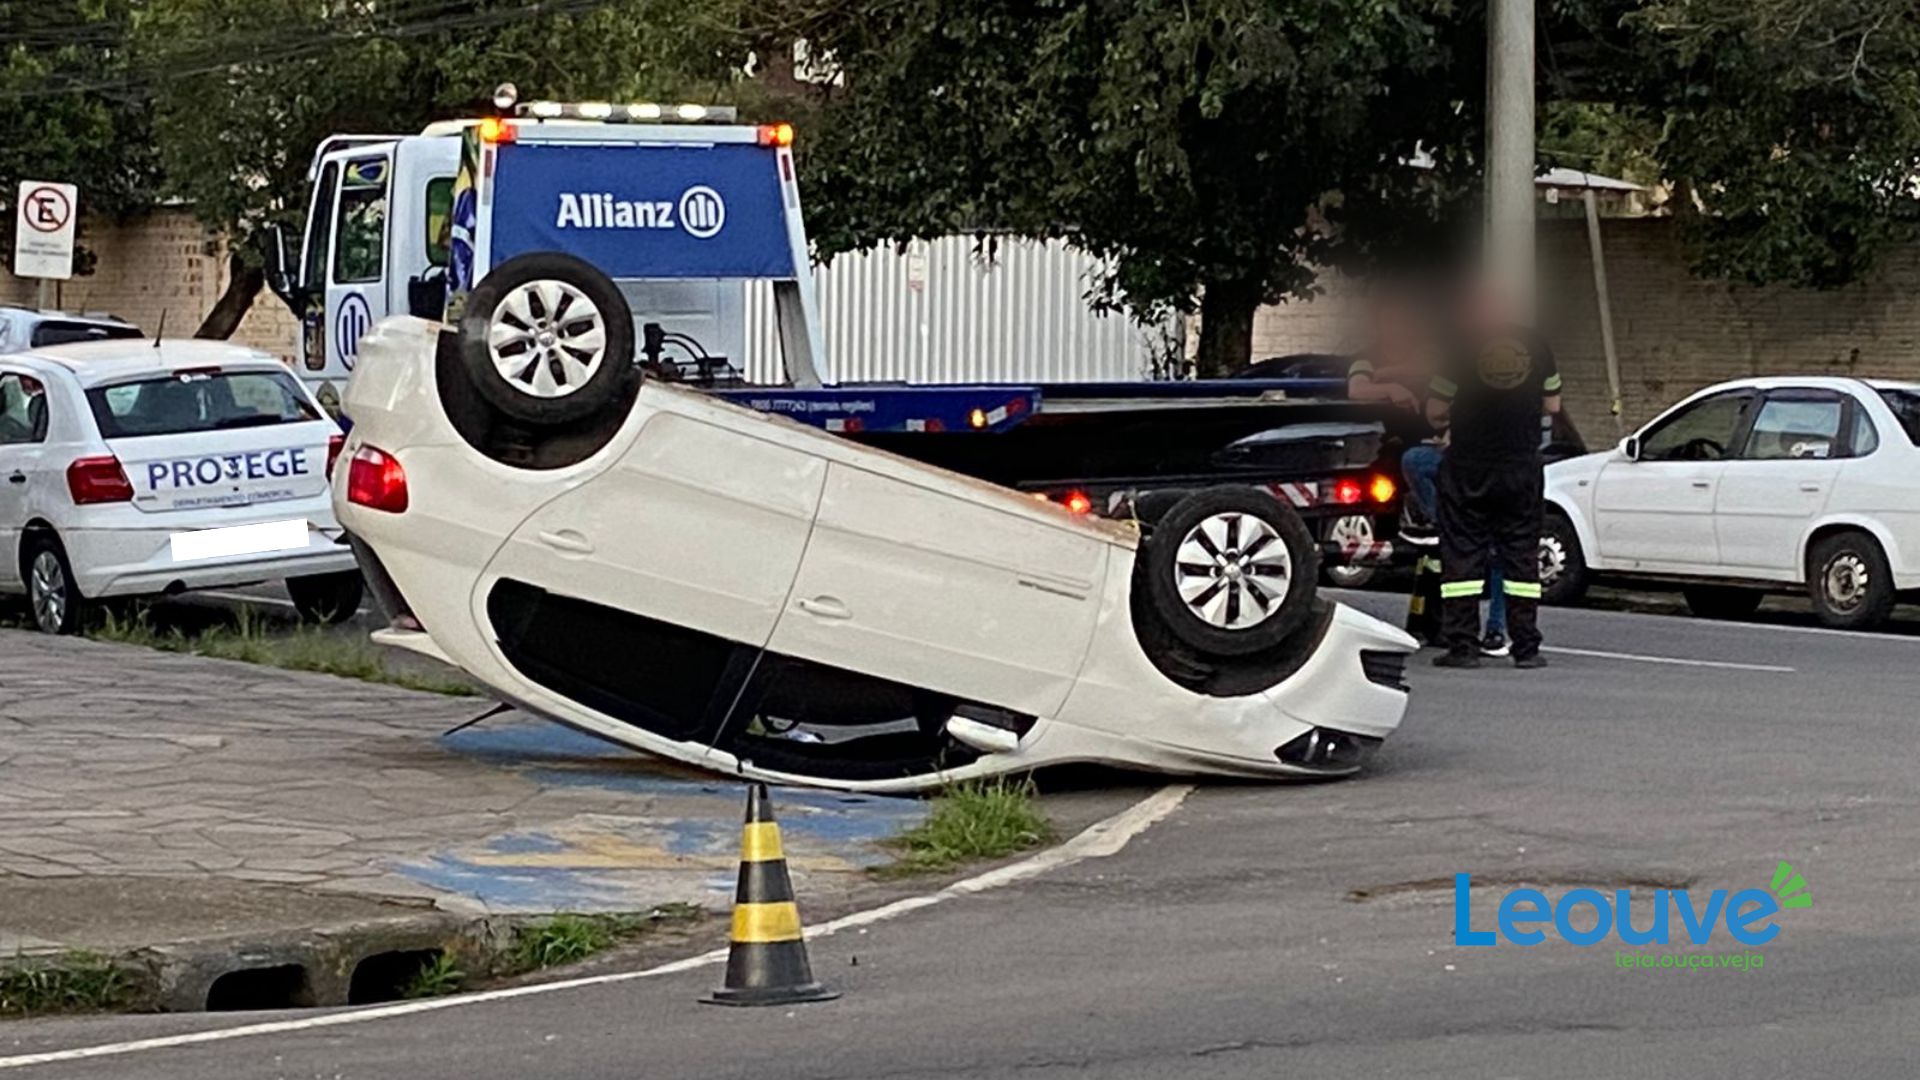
(1425, 292), (1562, 668)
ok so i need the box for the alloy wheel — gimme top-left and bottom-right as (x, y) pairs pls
(486, 279), (608, 398)
(29, 550), (67, 633)
(1173, 512), (1293, 629)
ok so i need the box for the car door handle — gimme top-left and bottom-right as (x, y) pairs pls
(1690, 480), (1712, 490)
(796, 596), (852, 620)
(5, 472), (23, 485)
(535, 529), (593, 555)
(1799, 482), (1822, 493)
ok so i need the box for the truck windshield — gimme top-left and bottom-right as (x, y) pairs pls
(86, 370), (321, 438)
(1878, 389), (1920, 446)
(31, 321), (142, 348)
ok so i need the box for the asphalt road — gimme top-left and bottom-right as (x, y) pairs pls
(6, 597), (1918, 1078)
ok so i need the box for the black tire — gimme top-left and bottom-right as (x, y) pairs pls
(1539, 509), (1589, 606)
(1682, 585), (1763, 621)
(287, 571), (366, 625)
(1806, 531), (1895, 630)
(22, 533), (88, 635)
(1138, 487), (1318, 659)
(458, 252), (635, 428)
(1321, 514), (1379, 589)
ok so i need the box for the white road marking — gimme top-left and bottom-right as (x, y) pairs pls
(0, 785), (1193, 1072)
(1541, 645), (1793, 673)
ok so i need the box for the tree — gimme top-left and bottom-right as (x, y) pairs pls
(0, 1), (159, 281)
(773, 0), (1481, 375)
(134, 0), (750, 337)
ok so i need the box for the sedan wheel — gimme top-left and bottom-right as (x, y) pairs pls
(487, 279), (608, 399)
(458, 252), (636, 428)
(1806, 531), (1895, 630)
(25, 542), (85, 635)
(1175, 512), (1293, 631)
(1138, 486), (1317, 660)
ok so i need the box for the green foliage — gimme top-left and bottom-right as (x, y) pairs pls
(91, 605), (478, 696)
(878, 777), (1052, 876)
(402, 951), (467, 999)
(504, 906), (703, 974)
(0, 952), (139, 1017)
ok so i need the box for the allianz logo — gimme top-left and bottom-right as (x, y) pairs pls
(555, 185), (726, 239)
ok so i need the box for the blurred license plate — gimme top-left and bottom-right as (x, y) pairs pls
(170, 519), (309, 563)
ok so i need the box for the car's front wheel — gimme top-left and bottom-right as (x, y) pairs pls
(458, 252), (637, 428)
(1682, 585), (1763, 621)
(1807, 531), (1895, 630)
(23, 534), (87, 635)
(1138, 487), (1317, 659)
(287, 571), (366, 625)
(1539, 510), (1589, 606)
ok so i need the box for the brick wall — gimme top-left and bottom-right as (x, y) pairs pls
(1250, 218), (1920, 440)
(2, 209), (299, 360)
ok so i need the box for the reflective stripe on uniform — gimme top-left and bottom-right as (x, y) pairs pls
(1431, 376), (1459, 399)
(1349, 359), (1375, 376)
(1543, 373), (1564, 392)
(1503, 580), (1543, 598)
(1439, 580), (1484, 599)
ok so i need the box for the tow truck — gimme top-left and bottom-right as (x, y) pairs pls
(261, 97), (1403, 565)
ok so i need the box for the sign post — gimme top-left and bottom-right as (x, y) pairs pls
(14, 181), (79, 307)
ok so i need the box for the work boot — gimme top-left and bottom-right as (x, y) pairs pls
(1431, 649), (1481, 669)
(1512, 652), (1548, 669)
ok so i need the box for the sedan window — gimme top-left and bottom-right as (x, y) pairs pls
(1878, 389), (1920, 446)
(1743, 398), (1844, 460)
(1638, 392), (1751, 461)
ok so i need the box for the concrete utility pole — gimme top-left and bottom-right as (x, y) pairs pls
(1486, 0), (1536, 315)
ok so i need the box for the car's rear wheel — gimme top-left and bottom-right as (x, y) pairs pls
(458, 252), (636, 428)
(1139, 487), (1317, 659)
(1540, 510), (1589, 606)
(1807, 531), (1895, 630)
(1321, 514), (1378, 589)
(287, 571), (366, 625)
(1682, 585), (1763, 621)
(24, 534), (87, 635)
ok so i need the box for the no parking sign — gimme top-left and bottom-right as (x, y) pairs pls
(14, 181), (78, 280)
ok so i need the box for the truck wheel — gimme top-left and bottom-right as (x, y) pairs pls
(1322, 515), (1378, 589)
(459, 253), (635, 427)
(1139, 487), (1317, 659)
(24, 533), (88, 635)
(1807, 531), (1895, 630)
(1540, 510), (1589, 606)
(287, 571), (366, 625)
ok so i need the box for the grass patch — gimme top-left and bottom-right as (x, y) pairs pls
(0, 953), (140, 1017)
(401, 952), (467, 999)
(877, 778), (1052, 877)
(504, 906), (708, 976)
(91, 606), (476, 697)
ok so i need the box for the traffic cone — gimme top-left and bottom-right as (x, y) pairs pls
(1406, 554), (1442, 644)
(702, 784), (839, 1007)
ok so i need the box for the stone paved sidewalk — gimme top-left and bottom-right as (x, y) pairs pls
(0, 629), (924, 958)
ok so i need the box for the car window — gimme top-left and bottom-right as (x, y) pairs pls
(1878, 389), (1920, 446)
(303, 161), (338, 293)
(29, 320), (142, 348)
(1638, 392), (1751, 461)
(332, 157), (389, 285)
(86, 370), (320, 439)
(0, 372), (48, 445)
(425, 177), (455, 268)
(1850, 406), (1880, 456)
(1743, 397), (1845, 460)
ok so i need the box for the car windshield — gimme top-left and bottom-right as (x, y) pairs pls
(30, 321), (142, 348)
(1877, 389), (1920, 446)
(86, 369), (321, 438)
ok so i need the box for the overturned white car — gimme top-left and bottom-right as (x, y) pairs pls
(335, 310), (1415, 792)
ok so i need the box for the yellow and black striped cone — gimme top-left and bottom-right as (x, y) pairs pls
(702, 783), (839, 1007)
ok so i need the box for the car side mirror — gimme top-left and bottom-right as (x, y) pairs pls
(407, 269), (447, 320)
(258, 226), (305, 317)
(1620, 435), (1640, 461)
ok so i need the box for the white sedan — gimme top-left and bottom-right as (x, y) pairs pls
(0, 340), (362, 633)
(1543, 376), (1920, 628)
(334, 297), (1415, 793)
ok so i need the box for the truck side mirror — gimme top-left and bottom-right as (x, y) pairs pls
(258, 226), (304, 316)
(1621, 435), (1640, 461)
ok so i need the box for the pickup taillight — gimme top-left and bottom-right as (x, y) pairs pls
(67, 456), (135, 505)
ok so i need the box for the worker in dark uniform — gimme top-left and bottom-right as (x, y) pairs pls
(1425, 305), (1562, 668)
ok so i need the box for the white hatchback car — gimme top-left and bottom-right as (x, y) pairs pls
(336, 314), (1417, 793)
(0, 340), (362, 633)
(1543, 377), (1920, 628)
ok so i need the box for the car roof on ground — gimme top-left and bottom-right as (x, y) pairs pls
(9, 339), (285, 385)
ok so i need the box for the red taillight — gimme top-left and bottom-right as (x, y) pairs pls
(1062, 490), (1093, 515)
(1368, 474), (1397, 504)
(66, 456), (134, 505)
(1332, 478), (1365, 505)
(326, 435), (345, 479)
(346, 445), (408, 513)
